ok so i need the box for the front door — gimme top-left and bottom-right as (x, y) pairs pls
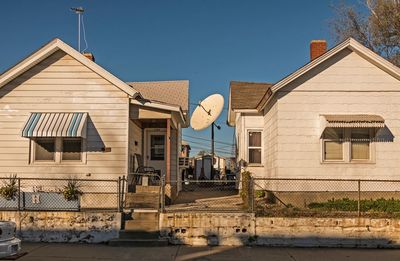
(145, 131), (166, 177)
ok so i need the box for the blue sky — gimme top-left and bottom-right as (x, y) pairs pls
(0, 0), (352, 157)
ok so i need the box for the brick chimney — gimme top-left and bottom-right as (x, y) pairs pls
(310, 40), (327, 61)
(83, 52), (95, 62)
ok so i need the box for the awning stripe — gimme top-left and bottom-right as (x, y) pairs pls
(21, 112), (88, 138)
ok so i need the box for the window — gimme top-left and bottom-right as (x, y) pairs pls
(62, 139), (82, 161)
(150, 135), (165, 160)
(248, 131), (262, 164)
(32, 137), (85, 164)
(322, 128), (373, 163)
(323, 128), (344, 161)
(351, 128), (370, 160)
(35, 138), (55, 161)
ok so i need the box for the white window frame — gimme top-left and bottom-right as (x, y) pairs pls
(246, 129), (263, 166)
(31, 137), (86, 165)
(321, 128), (375, 164)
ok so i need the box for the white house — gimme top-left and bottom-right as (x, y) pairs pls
(0, 38), (189, 203)
(228, 38), (400, 180)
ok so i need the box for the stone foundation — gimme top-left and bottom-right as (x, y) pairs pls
(160, 212), (400, 248)
(0, 211), (121, 243)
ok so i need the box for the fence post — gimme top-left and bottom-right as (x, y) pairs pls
(250, 176), (255, 213)
(357, 180), (361, 218)
(17, 177), (21, 211)
(160, 176), (165, 213)
(117, 177), (121, 212)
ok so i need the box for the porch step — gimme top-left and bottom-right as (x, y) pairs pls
(108, 238), (168, 247)
(125, 192), (160, 209)
(124, 219), (159, 231)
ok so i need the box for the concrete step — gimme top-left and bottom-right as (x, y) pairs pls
(125, 220), (158, 231)
(125, 192), (160, 209)
(119, 230), (160, 240)
(109, 238), (168, 247)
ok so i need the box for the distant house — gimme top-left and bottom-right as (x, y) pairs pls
(228, 38), (400, 179)
(0, 38), (189, 200)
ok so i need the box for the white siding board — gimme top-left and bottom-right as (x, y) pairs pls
(0, 50), (130, 179)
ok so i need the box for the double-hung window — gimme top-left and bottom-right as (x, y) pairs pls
(322, 128), (374, 163)
(248, 131), (262, 164)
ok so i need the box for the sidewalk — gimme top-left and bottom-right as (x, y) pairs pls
(16, 243), (400, 261)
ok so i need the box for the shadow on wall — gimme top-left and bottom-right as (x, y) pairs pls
(375, 126), (394, 142)
(165, 228), (400, 249)
(85, 117), (106, 153)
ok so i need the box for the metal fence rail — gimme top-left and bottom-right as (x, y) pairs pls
(253, 178), (400, 218)
(0, 176), (125, 211)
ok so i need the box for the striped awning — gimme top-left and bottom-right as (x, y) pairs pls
(21, 112), (88, 138)
(323, 114), (385, 128)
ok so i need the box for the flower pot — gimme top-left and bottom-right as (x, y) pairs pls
(0, 196), (21, 210)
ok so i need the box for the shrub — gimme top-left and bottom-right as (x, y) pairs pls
(240, 171), (252, 208)
(255, 190), (266, 199)
(0, 174), (18, 200)
(308, 197), (400, 213)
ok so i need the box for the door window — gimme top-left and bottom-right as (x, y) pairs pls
(150, 135), (165, 160)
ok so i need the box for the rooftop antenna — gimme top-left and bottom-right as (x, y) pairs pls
(70, 7), (84, 52)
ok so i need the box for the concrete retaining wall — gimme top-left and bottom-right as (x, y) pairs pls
(160, 212), (400, 248)
(0, 211), (121, 243)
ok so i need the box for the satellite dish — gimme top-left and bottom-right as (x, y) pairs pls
(191, 94), (224, 131)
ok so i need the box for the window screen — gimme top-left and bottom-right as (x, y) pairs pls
(351, 128), (370, 160)
(323, 128), (344, 161)
(35, 139), (55, 161)
(62, 139), (82, 161)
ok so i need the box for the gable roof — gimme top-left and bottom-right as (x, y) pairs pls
(229, 81), (273, 110)
(0, 38), (140, 98)
(128, 80), (189, 113)
(257, 38), (400, 111)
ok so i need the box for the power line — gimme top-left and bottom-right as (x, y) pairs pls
(183, 134), (233, 146)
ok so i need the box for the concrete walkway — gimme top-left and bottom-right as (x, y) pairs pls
(16, 243), (400, 261)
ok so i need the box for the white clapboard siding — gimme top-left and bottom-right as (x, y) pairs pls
(274, 50), (400, 180)
(0, 50), (130, 179)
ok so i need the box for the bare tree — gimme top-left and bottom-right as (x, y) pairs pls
(331, 0), (400, 66)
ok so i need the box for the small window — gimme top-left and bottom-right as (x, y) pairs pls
(62, 139), (82, 161)
(351, 128), (370, 160)
(35, 139), (55, 161)
(323, 128), (344, 161)
(150, 135), (165, 160)
(248, 131), (262, 164)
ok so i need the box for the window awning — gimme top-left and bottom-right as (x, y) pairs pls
(323, 114), (385, 128)
(21, 112), (88, 138)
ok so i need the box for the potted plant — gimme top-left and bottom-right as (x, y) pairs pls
(62, 179), (83, 201)
(0, 174), (19, 209)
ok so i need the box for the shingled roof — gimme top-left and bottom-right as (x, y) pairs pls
(127, 80), (189, 113)
(229, 81), (273, 110)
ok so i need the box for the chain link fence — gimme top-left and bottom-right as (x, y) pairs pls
(253, 178), (400, 218)
(162, 179), (244, 212)
(0, 176), (125, 211)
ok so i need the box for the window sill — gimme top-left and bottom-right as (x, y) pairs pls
(321, 161), (375, 165)
(247, 164), (264, 167)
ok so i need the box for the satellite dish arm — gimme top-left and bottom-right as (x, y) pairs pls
(198, 103), (211, 116)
